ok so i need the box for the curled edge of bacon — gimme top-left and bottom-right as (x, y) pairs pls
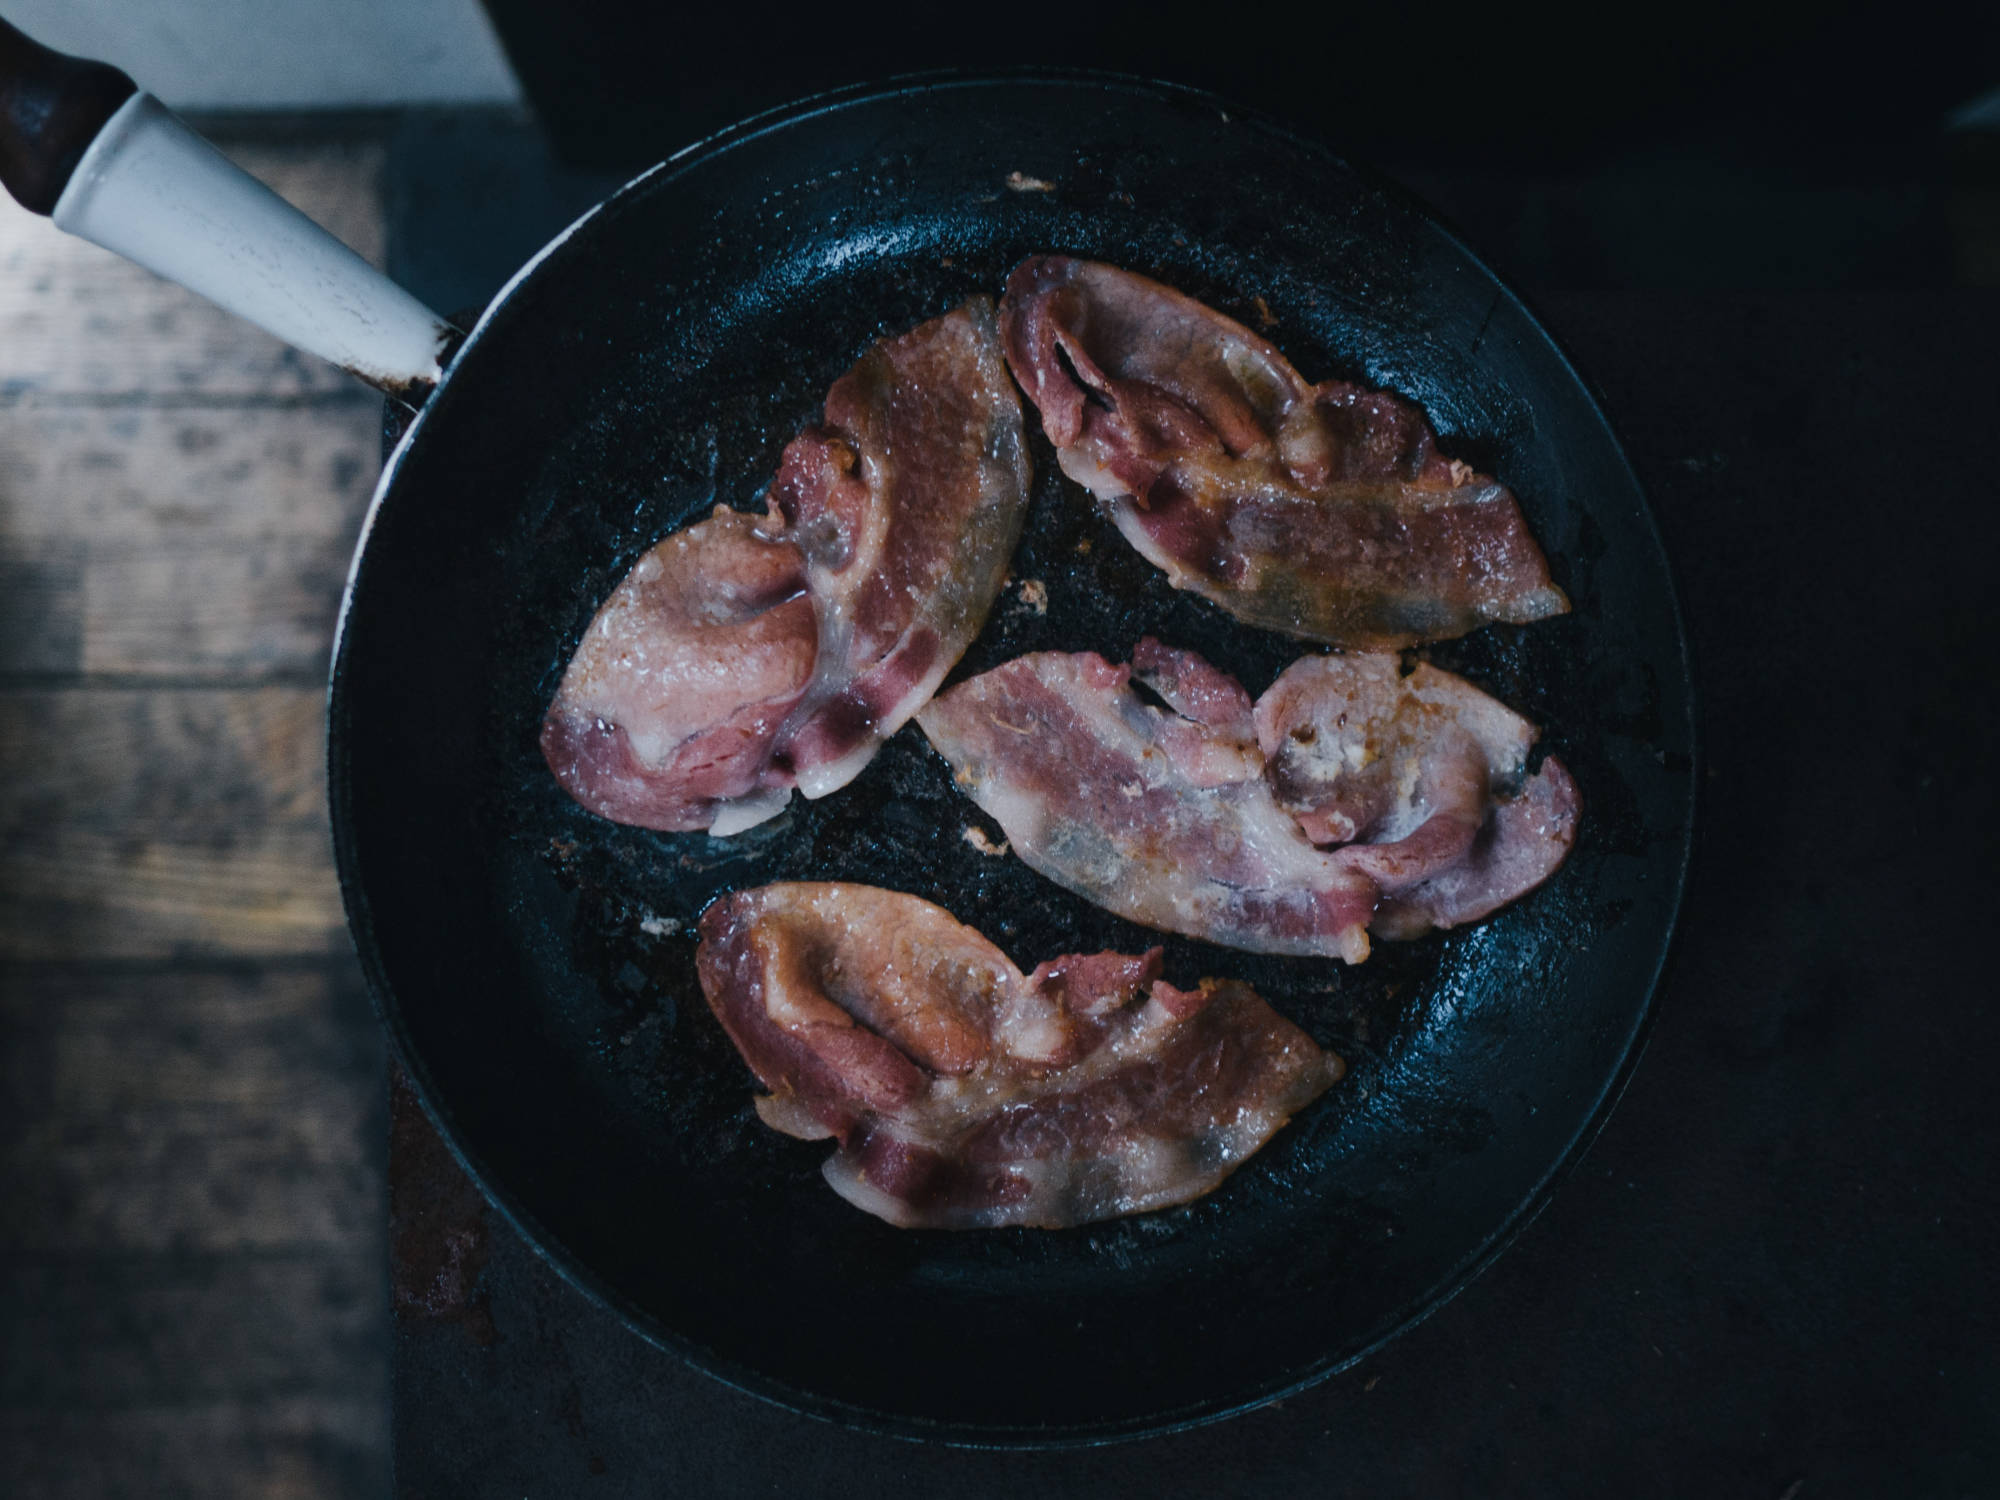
(541, 297), (1031, 834)
(696, 883), (1343, 1230)
(917, 639), (1579, 960)
(998, 256), (1568, 651)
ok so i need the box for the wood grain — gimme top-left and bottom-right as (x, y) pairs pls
(0, 398), (376, 680)
(81, 542), (352, 677)
(0, 688), (344, 959)
(0, 1398), (385, 1500)
(3, 1252), (385, 1405)
(0, 538), (83, 672)
(0, 965), (382, 1254)
(0, 126), (392, 1498)
(0, 401), (377, 545)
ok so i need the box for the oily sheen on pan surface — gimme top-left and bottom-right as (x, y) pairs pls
(998, 256), (1567, 649)
(695, 883), (1343, 1230)
(541, 298), (1031, 834)
(918, 640), (1577, 959)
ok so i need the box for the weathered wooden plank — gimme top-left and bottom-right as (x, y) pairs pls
(0, 141), (390, 401)
(0, 540), (355, 682)
(0, 375), (377, 680)
(0, 837), (346, 960)
(81, 541), (349, 678)
(0, 1397), (387, 1500)
(0, 689), (343, 960)
(0, 400), (378, 546)
(0, 539), (84, 673)
(0, 129), (394, 1500)
(1, 1251), (385, 1406)
(0, 686), (326, 830)
(0, 964), (382, 1253)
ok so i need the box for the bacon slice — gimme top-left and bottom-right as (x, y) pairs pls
(696, 883), (1342, 1230)
(1257, 654), (1581, 938)
(771, 299), (1034, 801)
(542, 299), (1031, 833)
(915, 646), (1378, 961)
(538, 509), (817, 833)
(919, 642), (1580, 956)
(998, 256), (1567, 649)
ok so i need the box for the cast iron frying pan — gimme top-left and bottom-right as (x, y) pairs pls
(331, 74), (1696, 1444)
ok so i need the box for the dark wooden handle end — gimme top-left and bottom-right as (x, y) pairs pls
(0, 17), (137, 216)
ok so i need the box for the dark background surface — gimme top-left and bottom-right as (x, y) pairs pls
(380, 3), (2000, 1493)
(468, 0), (2000, 292)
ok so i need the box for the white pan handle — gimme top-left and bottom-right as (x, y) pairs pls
(53, 92), (459, 403)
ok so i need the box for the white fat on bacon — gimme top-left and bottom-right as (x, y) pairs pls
(541, 298), (1030, 833)
(920, 640), (1580, 956)
(998, 256), (1567, 650)
(696, 883), (1341, 1230)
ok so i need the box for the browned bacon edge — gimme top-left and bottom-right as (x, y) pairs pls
(541, 298), (1028, 834)
(695, 883), (1343, 1230)
(918, 640), (1580, 957)
(998, 256), (1570, 650)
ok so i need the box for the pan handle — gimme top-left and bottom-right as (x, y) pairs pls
(1, 18), (459, 405)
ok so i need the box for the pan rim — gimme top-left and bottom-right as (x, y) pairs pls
(327, 66), (1697, 1448)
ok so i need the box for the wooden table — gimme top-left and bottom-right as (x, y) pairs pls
(0, 136), (391, 1499)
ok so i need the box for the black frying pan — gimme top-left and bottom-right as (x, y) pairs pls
(2, 41), (1695, 1444)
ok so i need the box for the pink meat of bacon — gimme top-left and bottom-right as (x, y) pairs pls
(1257, 654), (1580, 938)
(695, 883), (1342, 1230)
(998, 256), (1568, 650)
(918, 640), (1579, 957)
(916, 642), (1380, 962)
(541, 298), (1031, 834)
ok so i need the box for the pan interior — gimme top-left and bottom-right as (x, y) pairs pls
(331, 77), (1693, 1442)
